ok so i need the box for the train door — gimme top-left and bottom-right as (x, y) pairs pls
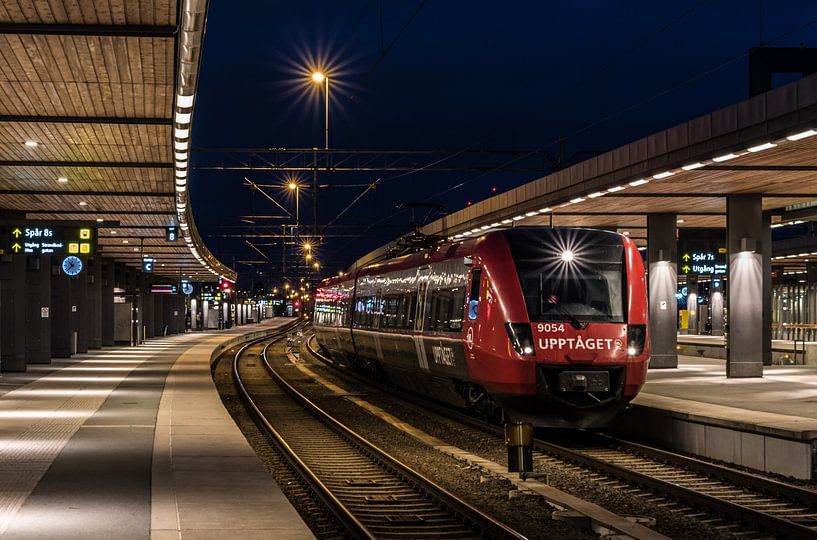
(373, 287), (385, 361)
(413, 266), (432, 372)
(463, 267), (483, 360)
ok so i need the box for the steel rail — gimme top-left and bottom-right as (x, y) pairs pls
(305, 334), (817, 539)
(259, 332), (526, 539)
(230, 322), (373, 539)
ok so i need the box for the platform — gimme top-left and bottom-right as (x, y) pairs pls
(613, 355), (817, 480)
(0, 319), (313, 539)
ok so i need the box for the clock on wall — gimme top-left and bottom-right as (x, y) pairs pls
(61, 256), (83, 276)
(182, 282), (194, 295)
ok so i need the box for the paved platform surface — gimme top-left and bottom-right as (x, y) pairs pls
(639, 355), (817, 421)
(623, 356), (817, 478)
(0, 319), (313, 539)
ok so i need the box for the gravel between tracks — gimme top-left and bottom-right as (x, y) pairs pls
(273, 345), (592, 540)
(298, 343), (738, 540)
(212, 343), (344, 539)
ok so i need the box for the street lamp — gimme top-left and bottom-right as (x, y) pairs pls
(287, 181), (300, 225)
(311, 71), (329, 149)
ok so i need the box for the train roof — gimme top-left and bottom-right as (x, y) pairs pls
(318, 226), (627, 290)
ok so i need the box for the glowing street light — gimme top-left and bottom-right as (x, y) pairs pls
(311, 71), (329, 149)
(287, 180), (300, 225)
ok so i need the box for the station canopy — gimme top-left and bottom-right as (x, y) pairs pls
(0, 0), (234, 282)
(369, 73), (817, 278)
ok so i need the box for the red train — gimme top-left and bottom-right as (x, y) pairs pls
(313, 227), (649, 428)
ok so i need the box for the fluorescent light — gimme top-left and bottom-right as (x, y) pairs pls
(786, 129), (817, 141)
(24, 140), (38, 148)
(175, 152), (187, 161)
(681, 162), (705, 170)
(480, 225), (491, 230)
(57, 176), (68, 183)
(607, 185), (625, 192)
(653, 171), (674, 179)
(490, 222), (501, 227)
(525, 211), (538, 217)
(512, 215), (525, 221)
(501, 219), (513, 224)
(587, 192), (606, 198)
(175, 161), (187, 169)
(712, 153), (738, 162)
(174, 140), (189, 151)
(175, 185), (187, 193)
(175, 112), (192, 124)
(570, 197), (586, 203)
(174, 128), (190, 138)
(747, 142), (776, 152)
(539, 207), (552, 213)
(96, 218), (103, 222)
(175, 170), (187, 178)
(123, 239), (128, 244)
(78, 201), (87, 206)
(629, 179), (649, 186)
(471, 228), (481, 233)
(621, 231), (630, 235)
(677, 219), (685, 224)
(177, 94), (195, 108)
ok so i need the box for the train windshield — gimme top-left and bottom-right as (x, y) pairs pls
(504, 229), (625, 324)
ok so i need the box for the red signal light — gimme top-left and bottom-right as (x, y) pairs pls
(491, 186), (497, 193)
(466, 201), (472, 206)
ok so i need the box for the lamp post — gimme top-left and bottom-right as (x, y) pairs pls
(311, 71), (329, 237)
(287, 181), (299, 226)
(311, 72), (329, 150)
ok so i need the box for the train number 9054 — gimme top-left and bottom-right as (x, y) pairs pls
(537, 323), (565, 332)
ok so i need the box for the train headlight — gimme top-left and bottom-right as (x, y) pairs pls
(627, 324), (647, 356)
(505, 323), (536, 357)
(560, 250), (575, 263)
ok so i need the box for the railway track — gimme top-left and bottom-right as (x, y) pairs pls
(231, 326), (525, 539)
(304, 334), (817, 539)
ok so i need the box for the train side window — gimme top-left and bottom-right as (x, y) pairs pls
(468, 268), (483, 320)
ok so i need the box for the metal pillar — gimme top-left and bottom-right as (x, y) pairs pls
(726, 194), (764, 378)
(647, 214), (678, 368)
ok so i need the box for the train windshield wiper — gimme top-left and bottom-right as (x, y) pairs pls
(548, 304), (585, 330)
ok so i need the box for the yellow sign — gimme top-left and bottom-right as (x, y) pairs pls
(68, 243), (79, 254)
(79, 243), (90, 254)
(79, 229), (91, 240)
(11, 243), (21, 253)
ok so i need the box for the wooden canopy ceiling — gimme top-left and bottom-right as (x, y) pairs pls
(389, 72), (817, 276)
(0, 0), (224, 281)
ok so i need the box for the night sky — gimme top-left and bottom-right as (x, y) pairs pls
(189, 0), (817, 287)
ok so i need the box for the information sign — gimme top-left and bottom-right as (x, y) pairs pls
(9, 225), (95, 256)
(142, 257), (155, 272)
(151, 284), (178, 294)
(166, 227), (178, 242)
(678, 229), (727, 275)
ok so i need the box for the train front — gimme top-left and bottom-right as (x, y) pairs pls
(467, 228), (649, 429)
